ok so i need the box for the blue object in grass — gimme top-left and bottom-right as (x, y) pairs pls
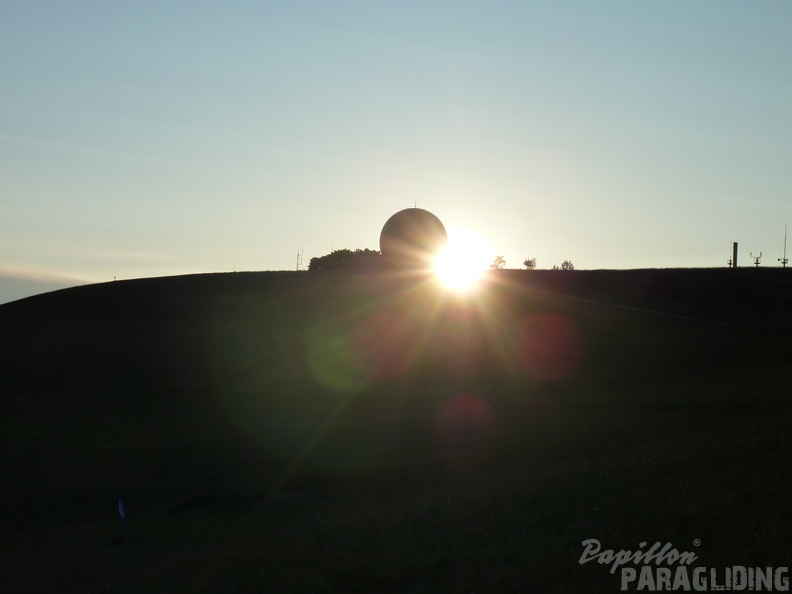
(118, 498), (126, 530)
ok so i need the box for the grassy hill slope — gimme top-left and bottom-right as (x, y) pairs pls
(1, 269), (790, 592)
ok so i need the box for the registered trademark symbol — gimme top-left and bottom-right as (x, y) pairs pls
(693, 539), (701, 547)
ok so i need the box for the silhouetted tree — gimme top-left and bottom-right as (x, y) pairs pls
(490, 255), (506, 270)
(308, 248), (382, 271)
(552, 260), (575, 271)
(523, 257), (537, 270)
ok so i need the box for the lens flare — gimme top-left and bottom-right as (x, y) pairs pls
(513, 314), (583, 382)
(434, 227), (495, 291)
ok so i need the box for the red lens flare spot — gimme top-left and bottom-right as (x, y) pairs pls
(515, 314), (583, 382)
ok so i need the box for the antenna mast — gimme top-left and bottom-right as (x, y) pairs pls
(779, 225), (788, 268)
(750, 251), (762, 267)
(296, 247), (304, 271)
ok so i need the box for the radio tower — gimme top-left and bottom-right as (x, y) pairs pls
(750, 251), (762, 267)
(779, 225), (788, 268)
(296, 247), (304, 271)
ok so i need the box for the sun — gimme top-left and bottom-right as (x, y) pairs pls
(433, 227), (495, 291)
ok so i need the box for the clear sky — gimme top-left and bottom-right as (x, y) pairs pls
(2, 1), (791, 303)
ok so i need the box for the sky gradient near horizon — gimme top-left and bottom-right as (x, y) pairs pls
(2, 1), (791, 303)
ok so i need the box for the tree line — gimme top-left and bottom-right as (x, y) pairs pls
(494, 256), (574, 270)
(308, 248), (383, 271)
(308, 249), (575, 271)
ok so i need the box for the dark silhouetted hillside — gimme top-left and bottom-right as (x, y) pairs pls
(0, 268), (790, 593)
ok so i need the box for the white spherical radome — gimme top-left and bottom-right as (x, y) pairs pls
(379, 208), (448, 269)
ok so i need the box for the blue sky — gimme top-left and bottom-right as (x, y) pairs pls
(2, 1), (791, 302)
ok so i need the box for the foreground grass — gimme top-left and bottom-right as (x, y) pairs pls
(2, 408), (789, 593)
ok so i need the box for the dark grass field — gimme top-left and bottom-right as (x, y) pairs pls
(1, 268), (790, 593)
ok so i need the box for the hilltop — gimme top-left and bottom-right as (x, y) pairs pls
(0, 268), (790, 592)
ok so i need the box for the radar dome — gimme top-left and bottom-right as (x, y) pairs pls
(379, 208), (448, 269)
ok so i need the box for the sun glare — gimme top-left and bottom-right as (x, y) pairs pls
(433, 227), (495, 291)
